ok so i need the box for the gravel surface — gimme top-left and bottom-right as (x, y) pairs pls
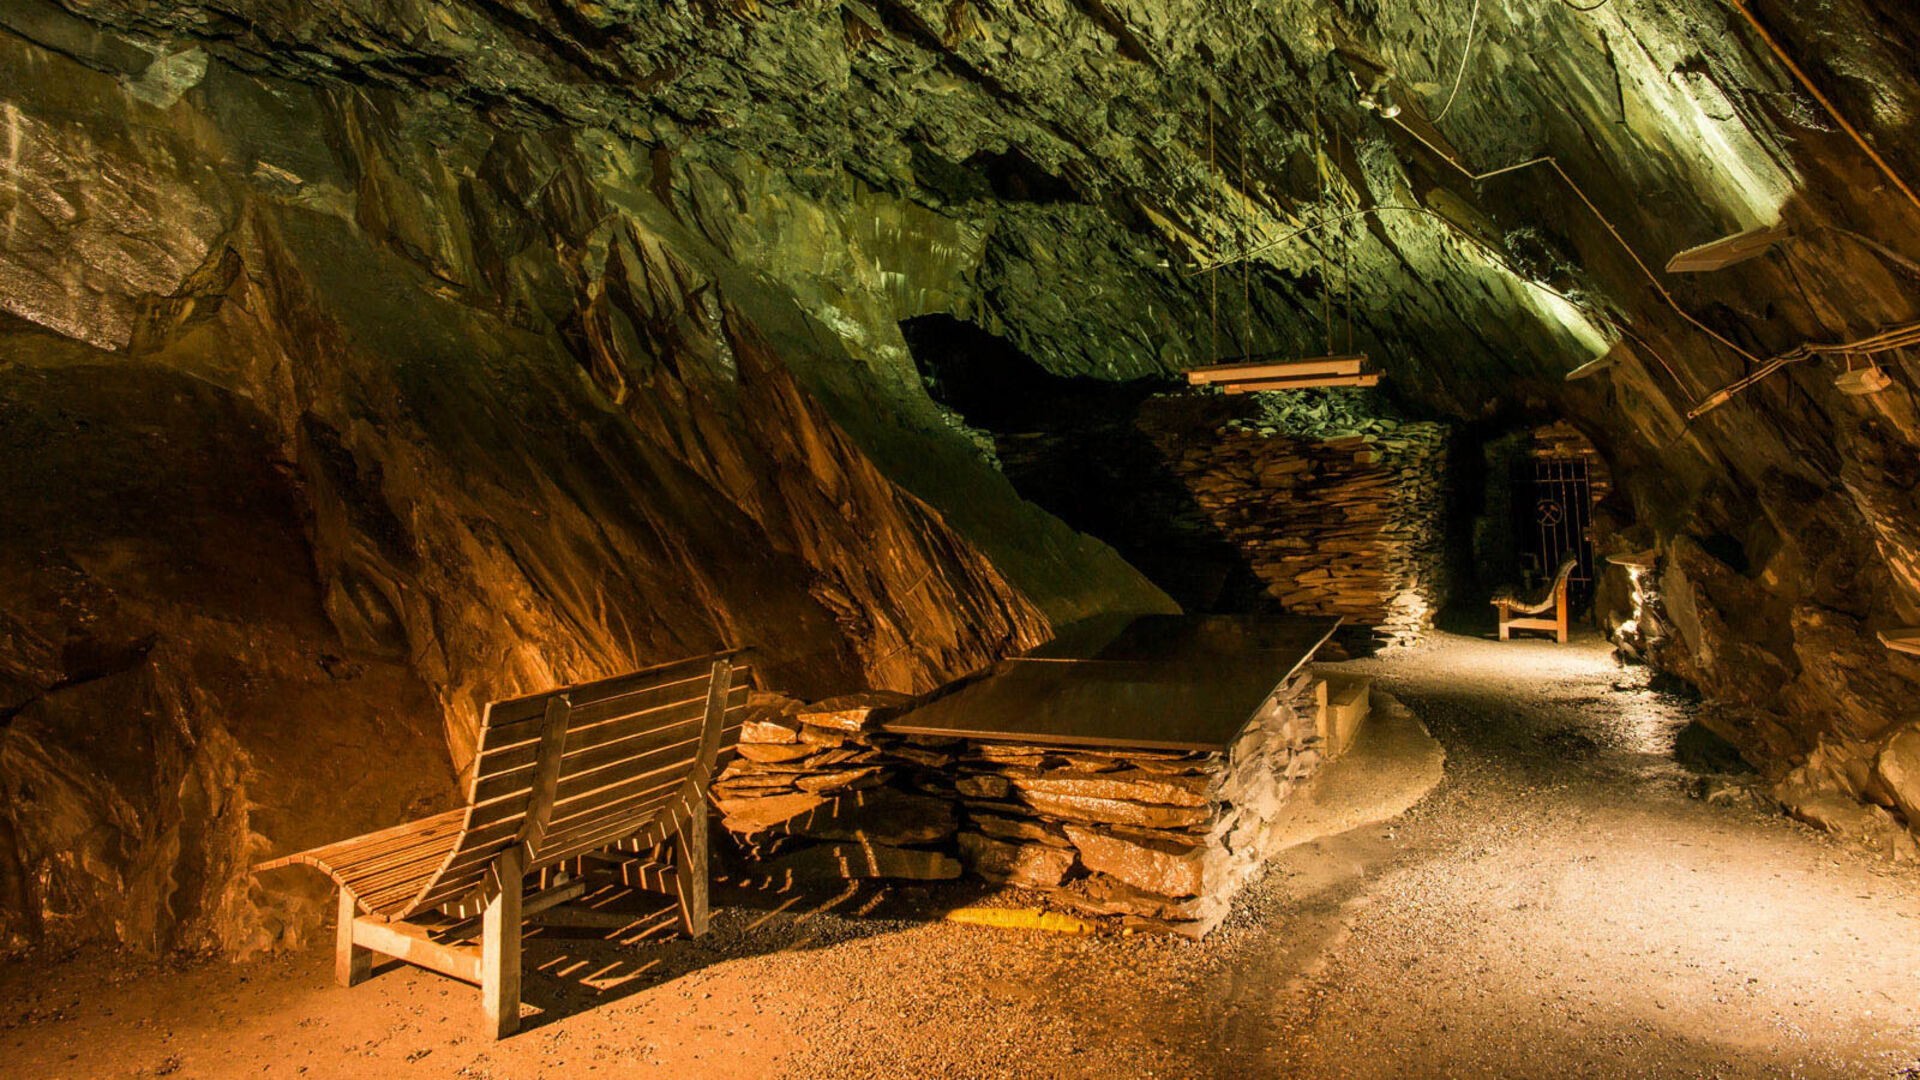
(6, 632), (1920, 1078)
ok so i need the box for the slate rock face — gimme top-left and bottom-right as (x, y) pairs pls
(0, 12), (1087, 954)
(1876, 727), (1920, 825)
(1014, 791), (1213, 830)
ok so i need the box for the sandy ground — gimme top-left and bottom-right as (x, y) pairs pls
(7, 632), (1920, 1079)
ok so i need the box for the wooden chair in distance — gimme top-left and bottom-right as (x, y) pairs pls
(254, 649), (752, 1038)
(1491, 556), (1579, 643)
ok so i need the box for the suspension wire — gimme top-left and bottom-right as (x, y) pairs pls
(1239, 42), (1252, 363)
(1209, 92), (1219, 364)
(1316, 106), (1333, 356)
(1433, 0), (1481, 124)
(1341, 127), (1354, 352)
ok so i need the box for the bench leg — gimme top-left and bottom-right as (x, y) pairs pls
(1496, 603), (1511, 641)
(481, 847), (524, 1039)
(673, 805), (709, 939)
(336, 888), (371, 987)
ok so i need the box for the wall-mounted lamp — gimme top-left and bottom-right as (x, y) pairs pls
(1565, 342), (1627, 382)
(1880, 628), (1920, 656)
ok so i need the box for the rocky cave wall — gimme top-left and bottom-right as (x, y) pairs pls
(8, 0), (1920, 948)
(0, 5), (1173, 954)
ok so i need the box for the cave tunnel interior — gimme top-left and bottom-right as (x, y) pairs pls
(6, 0), (1920, 1074)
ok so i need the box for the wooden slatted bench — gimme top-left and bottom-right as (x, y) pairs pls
(1493, 555), (1578, 643)
(254, 649), (752, 1038)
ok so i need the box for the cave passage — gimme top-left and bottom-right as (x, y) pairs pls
(7, 0), (1920, 1075)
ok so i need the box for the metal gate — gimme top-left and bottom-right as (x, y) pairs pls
(1533, 457), (1594, 606)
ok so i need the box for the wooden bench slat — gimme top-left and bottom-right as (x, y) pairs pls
(539, 786), (688, 855)
(476, 678), (713, 773)
(535, 805), (684, 868)
(544, 755), (700, 829)
(473, 679), (747, 789)
(339, 847), (462, 895)
(265, 809), (466, 874)
(445, 779), (687, 884)
(465, 737), (700, 834)
(478, 696), (705, 780)
(481, 652), (739, 729)
(553, 735), (705, 804)
(299, 809), (465, 862)
(327, 820), (468, 873)
(471, 711), (705, 806)
(360, 871), (451, 914)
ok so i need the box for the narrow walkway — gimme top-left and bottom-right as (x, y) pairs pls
(5, 634), (1918, 1079)
(1219, 632), (1920, 1079)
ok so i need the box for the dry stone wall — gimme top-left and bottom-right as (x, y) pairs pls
(715, 674), (1346, 938)
(1143, 411), (1453, 643)
(993, 395), (1452, 643)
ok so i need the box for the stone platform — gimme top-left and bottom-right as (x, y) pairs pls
(712, 615), (1369, 937)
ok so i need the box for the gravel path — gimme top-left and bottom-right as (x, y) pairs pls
(7, 632), (1920, 1078)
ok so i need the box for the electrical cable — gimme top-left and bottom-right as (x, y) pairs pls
(1727, 0), (1920, 220)
(1687, 318), (1920, 418)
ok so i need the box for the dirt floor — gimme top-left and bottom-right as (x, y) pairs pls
(7, 632), (1920, 1079)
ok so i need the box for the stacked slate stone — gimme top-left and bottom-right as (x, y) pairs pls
(711, 692), (965, 883)
(951, 668), (1325, 938)
(1143, 415), (1452, 644)
(716, 675), (1330, 938)
(984, 393), (1450, 641)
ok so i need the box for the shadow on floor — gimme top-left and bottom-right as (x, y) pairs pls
(486, 872), (1005, 1032)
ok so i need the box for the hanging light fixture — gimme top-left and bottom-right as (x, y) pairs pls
(1834, 353), (1893, 395)
(1187, 353), (1381, 393)
(1664, 223), (1792, 273)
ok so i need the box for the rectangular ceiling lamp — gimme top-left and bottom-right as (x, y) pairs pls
(1188, 354), (1372, 392)
(1664, 224), (1792, 273)
(1221, 373), (1382, 395)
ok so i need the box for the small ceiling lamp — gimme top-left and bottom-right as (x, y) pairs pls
(1664, 223), (1793, 273)
(1834, 360), (1892, 396)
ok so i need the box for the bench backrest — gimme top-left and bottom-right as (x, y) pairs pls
(396, 649), (751, 917)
